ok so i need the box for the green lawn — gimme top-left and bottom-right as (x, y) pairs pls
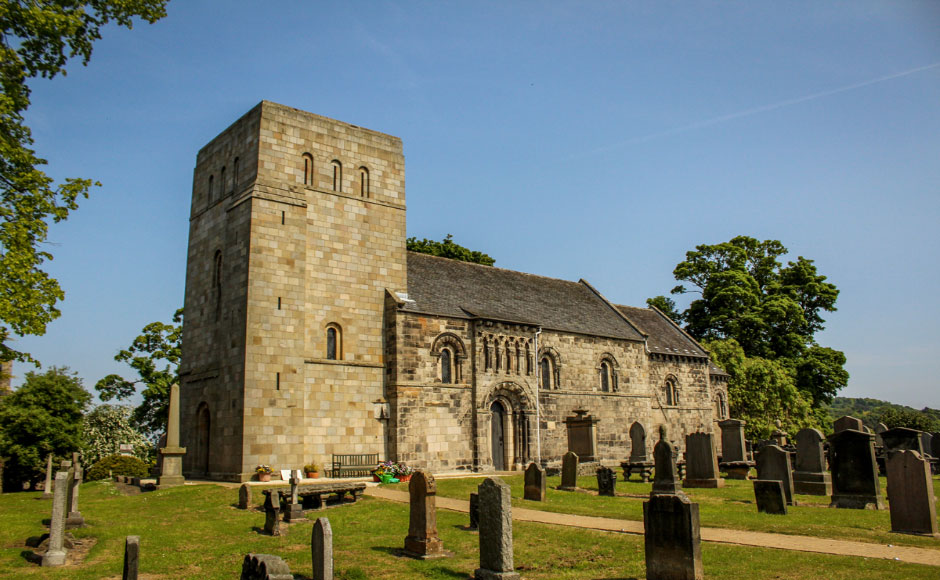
(0, 479), (937, 579)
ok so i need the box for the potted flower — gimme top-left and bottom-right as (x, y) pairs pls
(304, 463), (321, 479)
(255, 464), (274, 482)
(396, 463), (415, 482)
(371, 461), (400, 484)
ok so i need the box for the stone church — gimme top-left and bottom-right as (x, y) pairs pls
(179, 101), (729, 482)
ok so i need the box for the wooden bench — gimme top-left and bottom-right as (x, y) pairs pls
(331, 453), (379, 478)
(262, 481), (367, 510)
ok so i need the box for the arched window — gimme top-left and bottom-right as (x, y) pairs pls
(208, 174), (215, 204)
(303, 153), (314, 186)
(331, 160), (342, 191)
(326, 324), (342, 360)
(441, 348), (452, 384)
(233, 157), (240, 190)
(359, 166), (369, 198)
(664, 377), (679, 406)
(212, 250), (223, 322)
(600, 361), (611, 392)
(540, 357), (552, 389)
(220, 166), (226, 195)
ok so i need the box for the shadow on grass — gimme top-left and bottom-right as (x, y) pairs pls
(370, 546), (399, 556)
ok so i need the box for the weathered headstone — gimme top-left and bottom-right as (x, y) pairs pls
(558, 451), (579, 490)
(523, 462), (546, 501)
(239, 483), (252, 509)
(596, 466), (616, 496)
(263, 490), (284, 536)
(42, 470), (70, 567)
(683, 432), (724, 488)
(312, 517), (333, 580)
(793, 428), (831, 495)
(564, 409), (599, 462)
(919, 432), (933, 458)
(157, 383), (187, 488)
(652, 427), (681, 496)
(755, 445), (794, 505)
(66, 465), (85, 528)
(630, 421), (648, 461)
(717, 419), (751, 479)
(123, 535), (140, 580)
(241, 553), (293, 580)
(42, 454), (54, 499)
(828, 429), (885, 509)
(886, 450), (938, 536)
(932, 432), (940, 459)
(832, 415), (864, 433)
(469, 492), (479, 530)
(403, 470), (445, 559)
(284, 477), (304, 522)
(753, 480), (787, 515)
(874, 422), (888, 447)
(643, 493), (703, 579)
(475, 477), (519, 580)
(881, 427), (924, 458)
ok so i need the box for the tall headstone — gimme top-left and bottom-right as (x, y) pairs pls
(652, 427), (681, 496)
(832, 415), (864, 433)
(66, 465), (85, 528)
(630, 422), (648, 461)
(643, 494), (703, 579)
(42, 454), (54, 499)
(886, 450), (938, 536)
(469, 492), (479, 530)
(683, 432), (724, 488)
(523, 462), (546, 501)
(238, 483), (252, 509)
(264, 490), (283, 536)
(828, 429), (885, 509)
(596, 466), (616, 496)
(558, 451), (579, 491)
(285, 476), (304, 522)
(312, 517), (333, 580)
(874, 422), (888, 447)
(42, 470), (70, 567)
(403, 470), (445, 559)
(564, 409), (599, 462)
(717, 419), (751, 479)
(123, 535), (140, 580)
(755, 445), (794, 505)
(793, 428), (831, 495)
(475, 477), (519, 580)
(881, 427), (924, 458)
(157, 383), (186, 488)
(753, 480), (787, 515)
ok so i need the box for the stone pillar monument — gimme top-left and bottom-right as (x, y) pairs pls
(42, 454), (54, 499)
(157, 384), (186, 488)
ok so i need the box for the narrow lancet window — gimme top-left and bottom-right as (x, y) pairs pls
(441, 349), (452, 384)
(359, 166), (370, 198)
(331, 160), (342, 191)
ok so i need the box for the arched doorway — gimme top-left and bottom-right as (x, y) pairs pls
(195, 403), (210, 476)
(490, 400), (506, 471)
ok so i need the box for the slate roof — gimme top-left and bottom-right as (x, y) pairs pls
(404, 252), (645, 341)
(615, 305), (709, 359)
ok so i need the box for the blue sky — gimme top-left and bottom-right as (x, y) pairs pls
(12, 1), (940, 408)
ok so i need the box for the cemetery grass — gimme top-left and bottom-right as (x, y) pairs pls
(390, 474), (940, 549)
(0, 482), (936, 579)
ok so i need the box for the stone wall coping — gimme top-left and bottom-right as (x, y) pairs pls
(304, 358), (385, 369)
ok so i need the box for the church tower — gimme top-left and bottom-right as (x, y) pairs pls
(179, 102), (406, 481)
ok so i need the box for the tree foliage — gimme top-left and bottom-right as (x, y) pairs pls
(0, 366), (90, 490)
(0, 0), (168, 363)
(646, 295), (682, 324)
(406, 234), (495, 266)
(96, 309), (181, 438)
(86, 453), (149, 482)
(875, 407), (940, 432)
(82, 404), (151, 467)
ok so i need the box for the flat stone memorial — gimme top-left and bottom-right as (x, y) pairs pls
(475, 477), (520, 580)
(403, 470), (446, 559)
(756, 445), (794, 505)
(312, 517), (333, 580)
(643, 493), (703, 579)
(683, 432), (724, 488)
(558, 451), (578, 490)
(753, 480), (787, 515)
(523, 462), (546, 501)
(828, 429), (885, 509)
(793, 428), (831, 496)
(123, 535), (139, 580)
(887, 450), (938, 536)
(596, 466), (616, 496)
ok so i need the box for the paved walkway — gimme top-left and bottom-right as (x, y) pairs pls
(365, 487), (940, 567)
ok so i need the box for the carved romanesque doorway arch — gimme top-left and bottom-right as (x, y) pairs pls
(195, 403), (211, 476)
(491, 400), (507, 471)
(484, 381), (535, 471)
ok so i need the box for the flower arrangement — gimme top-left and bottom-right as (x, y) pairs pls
(371, 461), (414, 482)
(255, 464), (274, 475)
(303, 463), (321, 474)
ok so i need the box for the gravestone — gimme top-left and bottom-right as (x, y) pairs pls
(564, 409), (600, 462)
(932, 433), (940, 459)
(239, 484), (252, 509)
(832, 415), (864, 433)
(793, 428), (831, 496)
(312, 517), (333, 580)
(652, 427), (682, 496)
(475, 477), (520, 580)
(886, 450), (938, 536)
(66, 465), (85, 528)
(919, 432), (933, 457)
(157, 383), (187, 488)
(881, 427), (924, 458)
(284, 477), (304, 522)
(403, 470), (445, 559)
(42, 454), (54, 499)
(828, 429), (885, 509)
(755, 445), (794, 505)
(753, 480), (787, 515)
(717, 419), (751, 479)
(683, 432), (724, 488)
(643, 494), (703, 579)
(523, 462), (546, 501)
(42, 470), (70, 567)
(263, 490), (284, 536)
(241, 553), (293, 580)
(630, 422), (648, 461)
(596, 466), (616, 496)
(123, 535), (140, 580)
(558, 451), (579, 490)
(469, 492), (479, 530)
(874, 422), (888, 447)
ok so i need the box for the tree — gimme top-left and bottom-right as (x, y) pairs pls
(875, 407), (940, 432)
(0, 366), (90, 491)
(646, 295), (682, 324)
(0, 1), (168, 364)
(96, 309), (181, 438)
(406, 234), (495, 266)
(82, 404), (151, 467)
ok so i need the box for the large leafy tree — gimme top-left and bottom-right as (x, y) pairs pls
(0, 366), (90, 491)
(95, 309), (181, 439)
(0, 0), (168, 363)
(407, 234), (495, 266)
(82, 404), (151, 466)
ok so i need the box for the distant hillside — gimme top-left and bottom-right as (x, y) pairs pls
(826, 397), (940, 433)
